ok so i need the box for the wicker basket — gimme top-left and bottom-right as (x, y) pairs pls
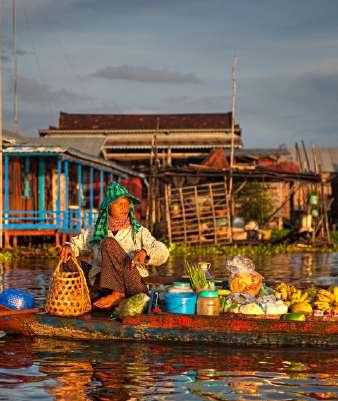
(45, 257), (92, 317)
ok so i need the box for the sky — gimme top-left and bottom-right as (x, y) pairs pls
(1, 0), (338, 147)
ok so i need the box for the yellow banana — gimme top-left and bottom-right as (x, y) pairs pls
(314, 301), (331, 312)
(317, 294), (333, 303)
(290, 289), (302, 304)
(299, 292), (308, 303)
(318, 289), (333, 299)
(332, 286), (338, 302)
(281, 288), (288, 301)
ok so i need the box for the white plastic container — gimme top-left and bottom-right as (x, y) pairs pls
(167, 282), (193, 293)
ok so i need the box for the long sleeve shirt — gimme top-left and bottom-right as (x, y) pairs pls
(68, 226), (169, 279)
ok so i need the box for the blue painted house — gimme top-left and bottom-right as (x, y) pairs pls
(2, 132), (144, 247)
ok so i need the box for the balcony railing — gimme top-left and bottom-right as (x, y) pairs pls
(2, 209), (98, 233)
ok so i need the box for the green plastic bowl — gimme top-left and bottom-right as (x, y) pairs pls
(198, 290), (219, 298)
(171, 282), (191, 288)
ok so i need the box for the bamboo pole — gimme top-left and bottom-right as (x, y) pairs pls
(224, 176), (232, 243)
(164, 183), (172, 244)
(262, 182), (301, 228)
(301, 140), (311, 172)
(12, 0), (18, 132)
(228, 53), (237, 198)
(147, 118), (159, 229)
(178, 187), (187, 244)
(228, 53), (237, 241)
(0, 13), (3, 249)
(208, 184), (218, 244)
(193, 186), (202, 244)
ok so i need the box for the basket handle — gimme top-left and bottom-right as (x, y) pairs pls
(53, 256), (85, 277)
(54, 256), (90, 299)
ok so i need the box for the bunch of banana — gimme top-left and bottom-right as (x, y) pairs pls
(288, 289), (309, 306)
(274, 282), (297, 302)
(314, 287), (338, 313)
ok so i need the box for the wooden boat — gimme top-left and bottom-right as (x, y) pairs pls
(0, 308), (337, 347)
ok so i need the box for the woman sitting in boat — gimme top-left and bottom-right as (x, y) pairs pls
(59, 181), (169, 309)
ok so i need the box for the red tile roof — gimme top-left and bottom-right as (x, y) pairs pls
(57, 112), (237, 131)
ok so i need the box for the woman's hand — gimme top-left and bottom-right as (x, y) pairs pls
(131, 249), (147, 267)
(58, 244), (74, 263)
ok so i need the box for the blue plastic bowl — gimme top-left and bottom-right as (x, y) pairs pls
(0, 288), (35, 310)
(164, 292), (196, 315)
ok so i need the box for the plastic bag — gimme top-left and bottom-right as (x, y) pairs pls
(226, 256), (263, 296)
(112, 293), (150, 319)
(0, 288), (35, 310)
(221, 292), (257, 313)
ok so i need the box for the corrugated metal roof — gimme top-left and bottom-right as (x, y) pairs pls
(29, 136), (106, 158)
(4, 145), (144, 178)
(226, 147), (289, 156)
(2, 129), (29, 145)
(287, 148), (338, 173)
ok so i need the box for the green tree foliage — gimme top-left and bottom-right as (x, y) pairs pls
(236, 182), (274, 226)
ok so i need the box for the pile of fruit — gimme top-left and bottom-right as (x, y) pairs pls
(229, 271), (263, 296)
(273, 282), (338, 316)
(314, 288), (338, 314)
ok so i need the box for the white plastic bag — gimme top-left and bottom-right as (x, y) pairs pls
(226, 256), (263, 296)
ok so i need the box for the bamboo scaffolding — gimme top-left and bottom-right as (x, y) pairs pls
(178, 187), (187, 243)
(209, 184), (217, 244)
(164, 183), (172, 243)
(224, 177), (232, 243)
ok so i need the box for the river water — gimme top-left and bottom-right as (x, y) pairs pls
(0, 253), (337, 401)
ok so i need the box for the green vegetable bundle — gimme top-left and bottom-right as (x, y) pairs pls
(185, 261), (208, 290)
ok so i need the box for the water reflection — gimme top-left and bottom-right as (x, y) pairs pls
(168, 252), (338, 287)
(0, 336), (337, 401)
(0, 254), (337, 400)
(1, 254), (338, 303)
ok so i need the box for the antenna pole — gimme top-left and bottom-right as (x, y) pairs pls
(228, 52), (237, 225)
(229, 52), (237, 196)
(0, 6), (3, 248)
(12, 0), (18, 132)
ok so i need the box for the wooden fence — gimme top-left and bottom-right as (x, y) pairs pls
(164, 181), (232, 245)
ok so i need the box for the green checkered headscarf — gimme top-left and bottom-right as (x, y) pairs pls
(91, 182), (141, 244)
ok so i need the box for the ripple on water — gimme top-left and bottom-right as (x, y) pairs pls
(0, 255), (337, 400)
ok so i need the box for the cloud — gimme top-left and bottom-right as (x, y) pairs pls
(16, 48), (31, 56)
(17, 76), (92, 104)
(237, 68), (338, 147)
(1, 55), (10, 63)
(91, 65), (202, 84)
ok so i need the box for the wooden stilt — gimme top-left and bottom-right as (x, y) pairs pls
(55, 232), (60, 247)
(4, 232), (10, 249)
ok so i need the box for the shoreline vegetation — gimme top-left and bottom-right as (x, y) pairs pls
(0, 231), (337, 262)
(169, 242), (338, 257)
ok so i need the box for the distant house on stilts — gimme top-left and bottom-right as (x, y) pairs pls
(2, 129), (143, 248)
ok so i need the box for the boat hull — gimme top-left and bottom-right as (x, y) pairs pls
(1, 311), (337, 347)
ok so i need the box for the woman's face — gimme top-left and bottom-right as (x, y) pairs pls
(109, 197), (130, 218)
